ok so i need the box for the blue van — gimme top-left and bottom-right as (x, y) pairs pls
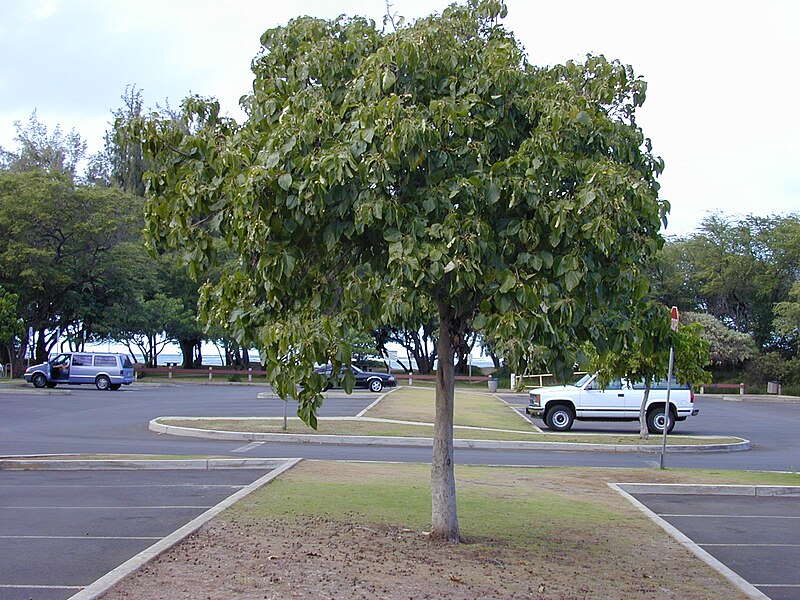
(23, 352), (135, 390)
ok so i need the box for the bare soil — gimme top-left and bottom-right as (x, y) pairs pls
(100, 463), (750, 600)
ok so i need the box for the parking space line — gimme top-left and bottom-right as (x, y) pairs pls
(609, 483), (771, 600)
(659, 513), (800, 519)
(4, 505), (214, 509)
(231, 441), (265, 453)
(0, 484), (245, 489)
(0, 535), (161, 540)
(701, 543), (800, 547)
(754, 584), (800, 588)
(0, 584), (82, 590)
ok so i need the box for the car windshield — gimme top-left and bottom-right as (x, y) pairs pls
(573, 373), (593, 387)
(350, 365), (364, 374)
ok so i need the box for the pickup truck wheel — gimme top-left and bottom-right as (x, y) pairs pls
(646, 406), (676, 434)
(545, 404), (575, 431)
(31, 373), (47, 388)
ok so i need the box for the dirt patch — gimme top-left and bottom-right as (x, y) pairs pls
(100, 463), (755, 599)
(102, 514), (740, 600)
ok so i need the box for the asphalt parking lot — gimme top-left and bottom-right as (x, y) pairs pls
(618, 485), (800, 600)
(0, 465), (290, 600)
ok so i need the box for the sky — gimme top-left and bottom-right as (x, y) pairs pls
(1, 0), (798, 236)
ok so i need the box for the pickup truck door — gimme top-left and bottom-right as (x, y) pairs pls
(578, 377), (626, 418)
(624, 381), (649, 418)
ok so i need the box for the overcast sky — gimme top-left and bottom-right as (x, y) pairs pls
(1, 0), (797, 236)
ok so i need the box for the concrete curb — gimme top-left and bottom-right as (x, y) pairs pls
(716, 394), (800, 404)
(614, 483), (800, 496)
(610, 483), (773, 600)
(149, 418), (752, 454)
(69, 457), (302, 600)
(0, 457), (294, 471)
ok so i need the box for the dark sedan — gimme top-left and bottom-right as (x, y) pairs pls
(314, 365), (397, 393)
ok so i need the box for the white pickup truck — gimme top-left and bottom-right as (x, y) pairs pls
(526, 373), (698, 434)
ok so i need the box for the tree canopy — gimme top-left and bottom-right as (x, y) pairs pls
(135, 0), (668, 541)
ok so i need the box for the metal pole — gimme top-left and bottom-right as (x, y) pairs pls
(660, 346), (675, 469)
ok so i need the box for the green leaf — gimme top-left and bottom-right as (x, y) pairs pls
(383, 228), (402, 243)
(486, 182), (500, 204)
(499, 273), (516, 293)
(381, 69), (397, 91)
(278, 173), (292, 191)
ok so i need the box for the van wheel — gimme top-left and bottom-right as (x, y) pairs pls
(647, 405), (676, 434)
(32, 373), (47, 388)
(95, 375), (111, 391)
(110, 384), (121, 391)
(545, 404), (575, 431)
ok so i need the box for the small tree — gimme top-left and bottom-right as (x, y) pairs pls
(589, 304), (710, 439)
(135, 0), (667, 542)
(0, 286), (24, 370)
(774, 282), (800, 356)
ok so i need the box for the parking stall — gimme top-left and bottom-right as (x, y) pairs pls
(0, 462), (295, 600)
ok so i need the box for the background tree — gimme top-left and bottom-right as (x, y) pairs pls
(136, 0), (667, 542)
(682, 311), (757, 368)
(773, 281), (800, 356)
(0, 286), (24, 368)
(376, 318), (439, 374)
(0, 170), (140, 371)
(0, 112), (87, 179)
(651, 213), (800, 354)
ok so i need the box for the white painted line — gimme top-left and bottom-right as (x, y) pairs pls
(6, 506), (214, 510)
(0, 535), (161, 540)
(355, 387), (396, 417)
(0, 584), (82, 590)
(754, 584), (800, 588)
(701, 543), (800, 547)
(231, 441), (265, 453)
(0, 484), (244, 489)
(609, 483), (770, 600)
(69, 457), (302, 600)
(660, 514), (800, 519)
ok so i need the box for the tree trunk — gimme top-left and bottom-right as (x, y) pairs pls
(639, 384), (651, 439)
(431, 309), (460, 543)
(179, 337), (201, 369)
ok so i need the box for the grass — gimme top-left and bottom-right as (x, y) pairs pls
(366, 386), (530, 429)
(158, 416), (743, 445)
(234, 460), (800, 549)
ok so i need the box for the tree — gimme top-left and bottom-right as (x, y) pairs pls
(774, 282), (800, 355)
(0, 286), (24, 368)
(651, 213), (800, 353)
(682, 311), (757, 368)
(588, 304), (710, 438)
(0, 112), (87, 179)
(135, 0), (667, 542)
(377, 319), (439, 374)
(88, 86), (152, 194)
(0, 170), (141, 370)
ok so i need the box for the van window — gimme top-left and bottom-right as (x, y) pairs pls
(72, 354), (93, 366)
(94, 355), (118, 367)
(121, 356), (133, 368)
